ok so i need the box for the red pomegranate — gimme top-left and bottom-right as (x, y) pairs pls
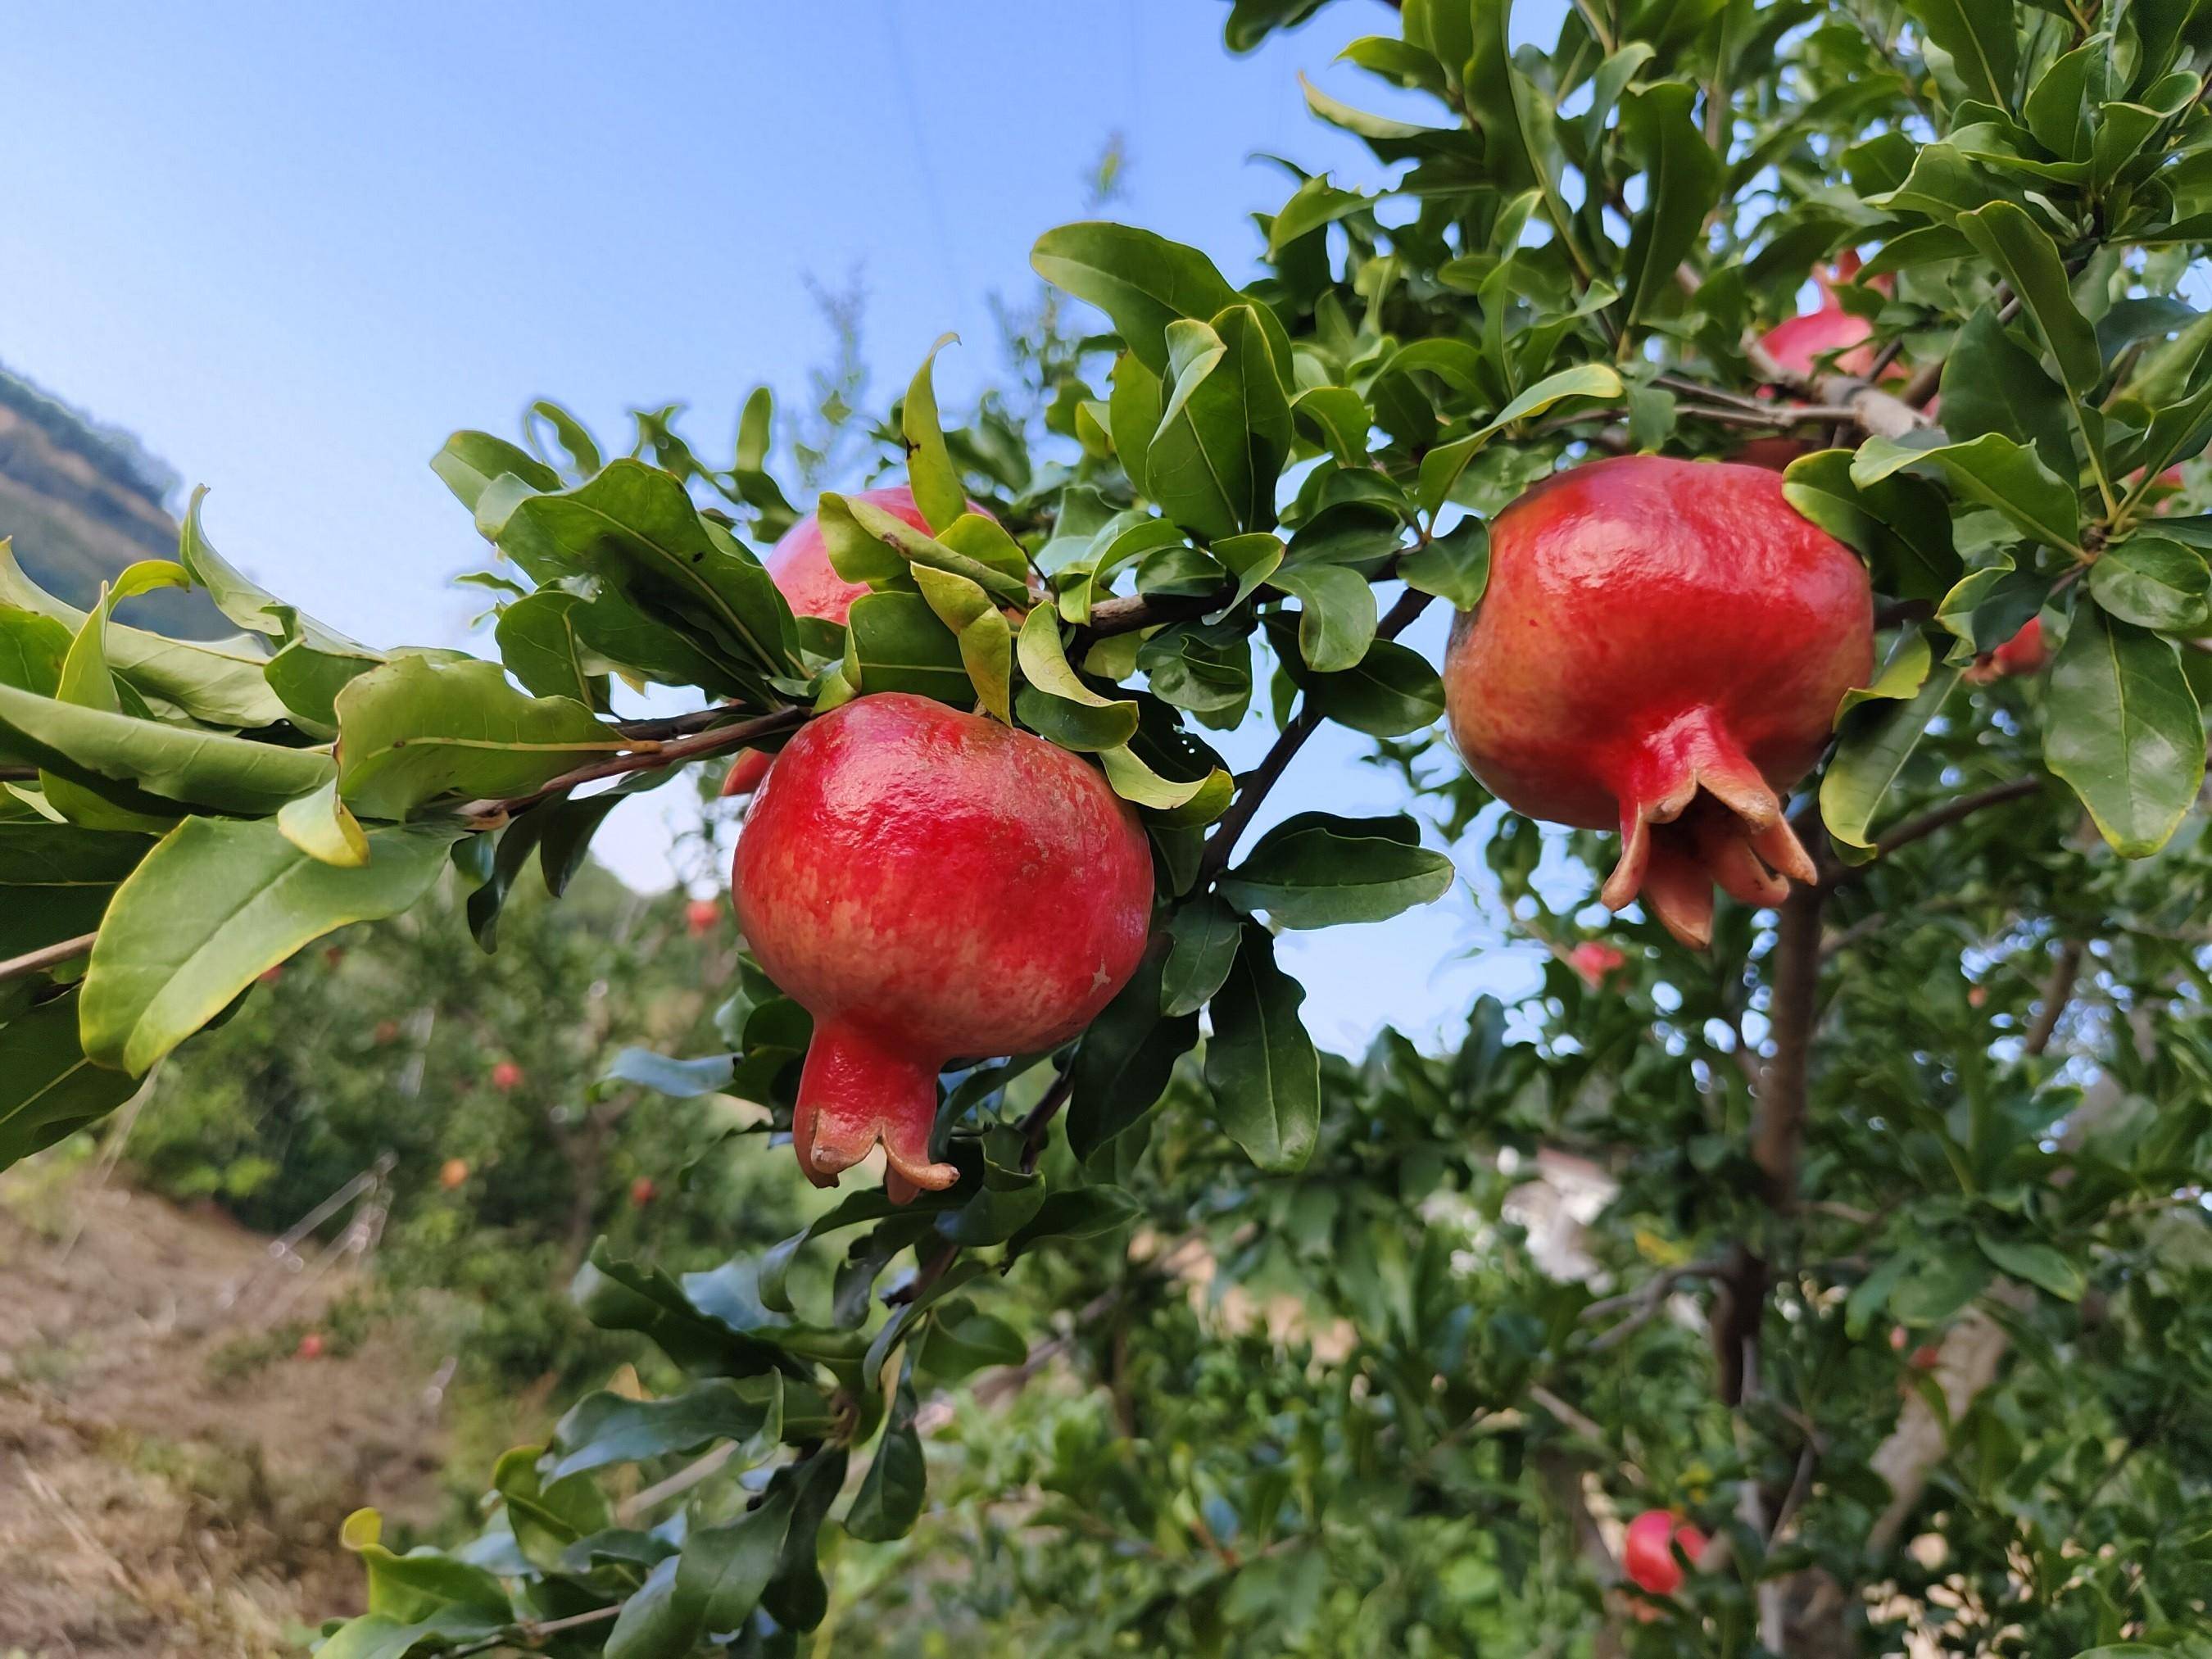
(685, 896), (721, 937)
(629, 1176), (659, 1207)
(1760, 254), (1891, 382)
(1444, 456), (1873, 948)
(490, 1059), (524, 1093)
(723, 484), (981, 799)
(734, 693), (1154, 1195)
(1567, 941), (1627, 989)
(1964, 617), (2050, 684)
(438, 1157), (469, 1190)
(1624, 1509), (1707, 1597)
(295, 1332), (326, 1362)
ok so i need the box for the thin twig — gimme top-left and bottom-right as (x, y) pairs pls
(459, 705), (808, 824)
(448, 1604), (623, 1657)
(2024, 937), (2085, 1058)
(1018, 1068), (1077, 1173)
(1869, 777), (2043, 861)
(0, 930), (98, 986)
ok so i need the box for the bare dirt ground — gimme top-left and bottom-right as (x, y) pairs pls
(0, 1167), (462, 1657)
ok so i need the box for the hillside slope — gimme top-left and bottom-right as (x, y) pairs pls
(0, 365), (228, 638)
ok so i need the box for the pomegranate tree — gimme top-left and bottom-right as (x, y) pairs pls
(1444, 456), (1873, 947)
(733, 692), (1153, 1194)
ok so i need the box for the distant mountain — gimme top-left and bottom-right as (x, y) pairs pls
(0, 364), (230, 638)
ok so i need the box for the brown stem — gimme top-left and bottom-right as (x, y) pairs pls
(1192, 586), (1435, 886)
(1870, 777), (2043, 860)
(460, 705), (808, 824)
(2024, 937), (2085, 1058)
(0, 930), (99, 986)
(1018, 1067), (1076, 1173)
(1756, 883), (1824, 1213)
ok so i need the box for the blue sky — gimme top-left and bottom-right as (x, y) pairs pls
(4, 0), (1576, 1049)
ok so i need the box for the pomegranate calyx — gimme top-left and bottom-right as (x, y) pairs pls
(792, 1019), (959, 1194)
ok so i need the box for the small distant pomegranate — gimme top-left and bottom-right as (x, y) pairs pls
(723, 485), (980, 799)
(1624, 1509), (1707, 1597)
(438, 1157), (469, 1190)
(1444, 456), (1873, 947)
(490, 1059), (524, 1093)
(1759, 252), (1890, 382)
(629, 1176), (659, 1207)
(295, 1332), (326, 1362)
(685, 896), (721, 937)
(734, 693), (1153, 1195)
(1567, 941), (1627, 990)
(1964, 617), (2051, 684)
(372, 1019), (401, 1046)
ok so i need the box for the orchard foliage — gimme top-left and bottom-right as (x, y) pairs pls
(4, 0), (2212, 1652)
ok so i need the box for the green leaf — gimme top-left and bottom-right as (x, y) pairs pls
(429, 428), (560, 513)
(79, 818), (460, 1074)
(1852, 432), (2083, 556)
(1397, 517), (1491, 610)
(1003, 1185), (1145, 1258)
(1266, 561), (1376, 673)
(1821, 646), (1965, 850)
(898, 338), (968, 539)
(276, 778), (370, 869)
(1618, 84), (1723, 326)
(2088, 536), (2211, 632)
(1976, 1232), (2086, 1301)
(1161, 894), (1244, 1017)
(1782, 450), (1959, 603)
(1955, 205), (2106, 480)
(1419, 365), (1623, 516)
(917, 1299), (1031, 1375)
(2044, 604), (2204, 856)
(0, 542), (285, 730)
(843, 590), (974, 707)
(1109, 351), (1163, 496)
(1097, 744), (1231, 823)
(0, 824), (149, 959)
(1137, 621), (1251, 724)
(1015, 606), (1139, 750)
(0, 992), (140, 1170)
(494, 590), (605, 704)
(1203, 925), (1321, 1172)
(1291, 386), (1375, 468)
(1068, 941), (1200, 1158)
(911, 566), (1013, 724)
(1218, 811), (1453, 927)
(0, 679), (333, 816)
(1938, 306), (2077, 475)
(334, 657), (630, 820)
(1905, 0), (2019, 110)
(1145, 305), (1294, 539)
(1267, 174), (1371, 256)
(178, 487), (367, 662)
(825, 495), (1030, 606)
(550, 1378), (777, 1480)
(1031, 222), (1249, 376)
(488, 459), (796, 682)
(844, 1379), (926, 1542)
(601, 1047), (735, 1099)
(1299, 639), (1444, 739)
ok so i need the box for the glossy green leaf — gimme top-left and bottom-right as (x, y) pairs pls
(844, 1379), (926, 1542)
(1219, 812), (1452, 927)
(494, 589), (603, 704)
(1905, 0), (2018, 110)
(902, 333), (966, 533)
(276, 777), (369, 869)
(2044, 604), (2204, 856)
(1397, 517), (1491, 610)
(844, 591), (973, 708)
(1852, 432), (2083, 556)
(1938, 306), (2076, 474)
(1146, 305), (1294, 539)
(1015, 606), (1139, 750)
(1267, 560), (1376, 673)
(1030, 222), (1248, 375)
(334, 657), (628, 820)
(549, 1377), (777, 1480)
(1068, 941), (1199, 1158)
(79, 818), (460, 1074)
(1977, 1232), (2086, 1302)
(1161, 894), (1243, 1018)
(2087, 536), (2211, 632)
(0, 991), (141, 1170)
(1301, 639), (1445, 737)
(1617, 83), (1723, 325)
(1822, 648), (1965, 850)
(1418, 365), (1623, 516)
(1204, 924), (1321, 1172)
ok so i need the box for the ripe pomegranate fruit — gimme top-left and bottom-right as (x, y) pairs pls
(734, 693), (1153, 1195)
(1444, 456), (1873, 948)
(685, 896), (721, 937)
(1624, 1509), (1707, 1597)
(630, 1176), (659, 1206)
(1567, 941), (1627, 989)
(1759, 253), (1893, 382)
(1964, 617), (2051, 684)
(723, 484), (986, 799)
(296, 1332), (326, 1362)
(490, 1059), (524, 1093)
(438, 1157), (469, 1190)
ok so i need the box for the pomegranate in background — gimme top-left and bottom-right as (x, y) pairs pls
(1624, 1508), (1707, 1597)
(1567, 941), (1628, 989)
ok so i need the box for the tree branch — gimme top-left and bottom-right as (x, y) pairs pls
(1754, 882), (1824, 1213)
(460, 705), (809, 824)
(1869, 777), (2043, 860)
(1743, 334), (1930, 439)
(2024, 937), (2084, 1058)
(0, 931), (98, 986)
(1194, 586), (1435, 886)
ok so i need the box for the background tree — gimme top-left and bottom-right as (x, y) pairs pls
(4, 0), (2212, 1653)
